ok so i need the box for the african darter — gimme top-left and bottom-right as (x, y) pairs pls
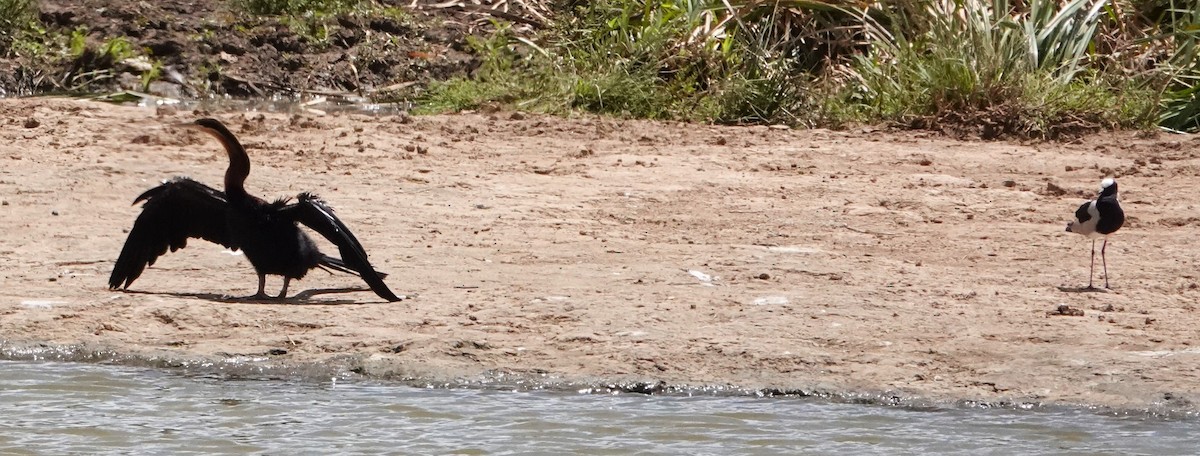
(108, 118), (402, 302)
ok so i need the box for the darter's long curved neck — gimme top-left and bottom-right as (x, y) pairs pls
(201, 122), (251, 198)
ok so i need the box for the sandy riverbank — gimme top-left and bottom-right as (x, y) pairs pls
(2, 97), (1199, 411)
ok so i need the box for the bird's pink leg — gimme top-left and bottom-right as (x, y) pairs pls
(1088, 240), (1096, 289)
(1101, 239), (1110, 289)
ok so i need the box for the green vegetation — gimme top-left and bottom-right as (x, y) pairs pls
(231, 0), (362, 47)
(97, 36), (136, 63)
(279, 16), (333, 46)
(419, 0), (1200, 136)
(847, 0), (1159, 136)
(1153, 2), (1200, 132)
(376, 6), (411, 24)
(139, 59), (164, 92)
(5, 22), (149, 93)
(421, 3), (740, 119)
(234, 0), (362, 16)
(0, 0), (36, 54)
(3, 0), (1196, 135)
(230, 0), (401, 48)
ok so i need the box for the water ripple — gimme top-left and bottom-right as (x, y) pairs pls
(1, 360), (1198, 455)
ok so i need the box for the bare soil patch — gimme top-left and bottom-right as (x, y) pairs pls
(4, 1), (485, 97)
(2, 97), (1200, 411)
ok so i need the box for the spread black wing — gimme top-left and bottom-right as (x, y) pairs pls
(109, 178), (236, 290)
(284, 193), (401, 302)
(1073, 201), (1092, 224)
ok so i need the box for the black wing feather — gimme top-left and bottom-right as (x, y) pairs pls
(108, 178), (236, 290)
(1073, 201), (1092, 224)
(285, 193), (401, 302)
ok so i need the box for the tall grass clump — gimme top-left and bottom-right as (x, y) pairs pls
(417, 0), (1200, 135)
(0, 0), (36, 54)
(1150, 2), (1200, 132)
(709, 2), (862, 126)
(558, 0), (738, 119)
(421, 1), (727, 119)
(845, 0), (1149, 136)
(420, 1), (862, 124)
(418, 23), (566, 114)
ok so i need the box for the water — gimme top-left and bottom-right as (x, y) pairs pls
(0, 360), (1196, 455)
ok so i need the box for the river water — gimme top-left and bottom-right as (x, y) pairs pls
(0, 360), (1196, 455)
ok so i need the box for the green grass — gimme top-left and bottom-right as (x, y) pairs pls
(417, 0), (1200, 135)
(98, 36), (136, 62)
(843, 0), (1147, 136)
(1153, 2), (1200, 132)
(5, 0), (1196, 134)
(230, 0), (369, 47)
(0, 0), (36, 54)
(419, 1), (739, 121)
(233, 0), (362, 16)
(415, 30), (543, 114)
(376, 6), (411, 24)
(6, 23), (148, 93)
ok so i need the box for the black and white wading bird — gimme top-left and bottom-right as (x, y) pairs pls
(109, 118), (402, 302)
(1065, 178), (1125, 289)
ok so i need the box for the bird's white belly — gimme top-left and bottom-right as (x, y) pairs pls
(1068, 202), (1103, 237)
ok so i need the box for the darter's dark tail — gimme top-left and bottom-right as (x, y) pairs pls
(319, 255), (389, 279)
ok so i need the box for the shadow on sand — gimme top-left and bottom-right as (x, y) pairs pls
(1056, 285), (1112, 294)
(122, 287), (391, 305)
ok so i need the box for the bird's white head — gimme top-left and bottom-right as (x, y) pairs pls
(1098, 177), (1119, 199)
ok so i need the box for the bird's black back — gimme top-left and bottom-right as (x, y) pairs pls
(227, 197), (323, 279)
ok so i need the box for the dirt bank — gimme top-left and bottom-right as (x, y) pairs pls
(3, 0), (500, 98)
(2, 97), (1199, 411)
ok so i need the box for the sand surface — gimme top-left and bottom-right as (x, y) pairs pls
(2, 97), (1199, 410)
